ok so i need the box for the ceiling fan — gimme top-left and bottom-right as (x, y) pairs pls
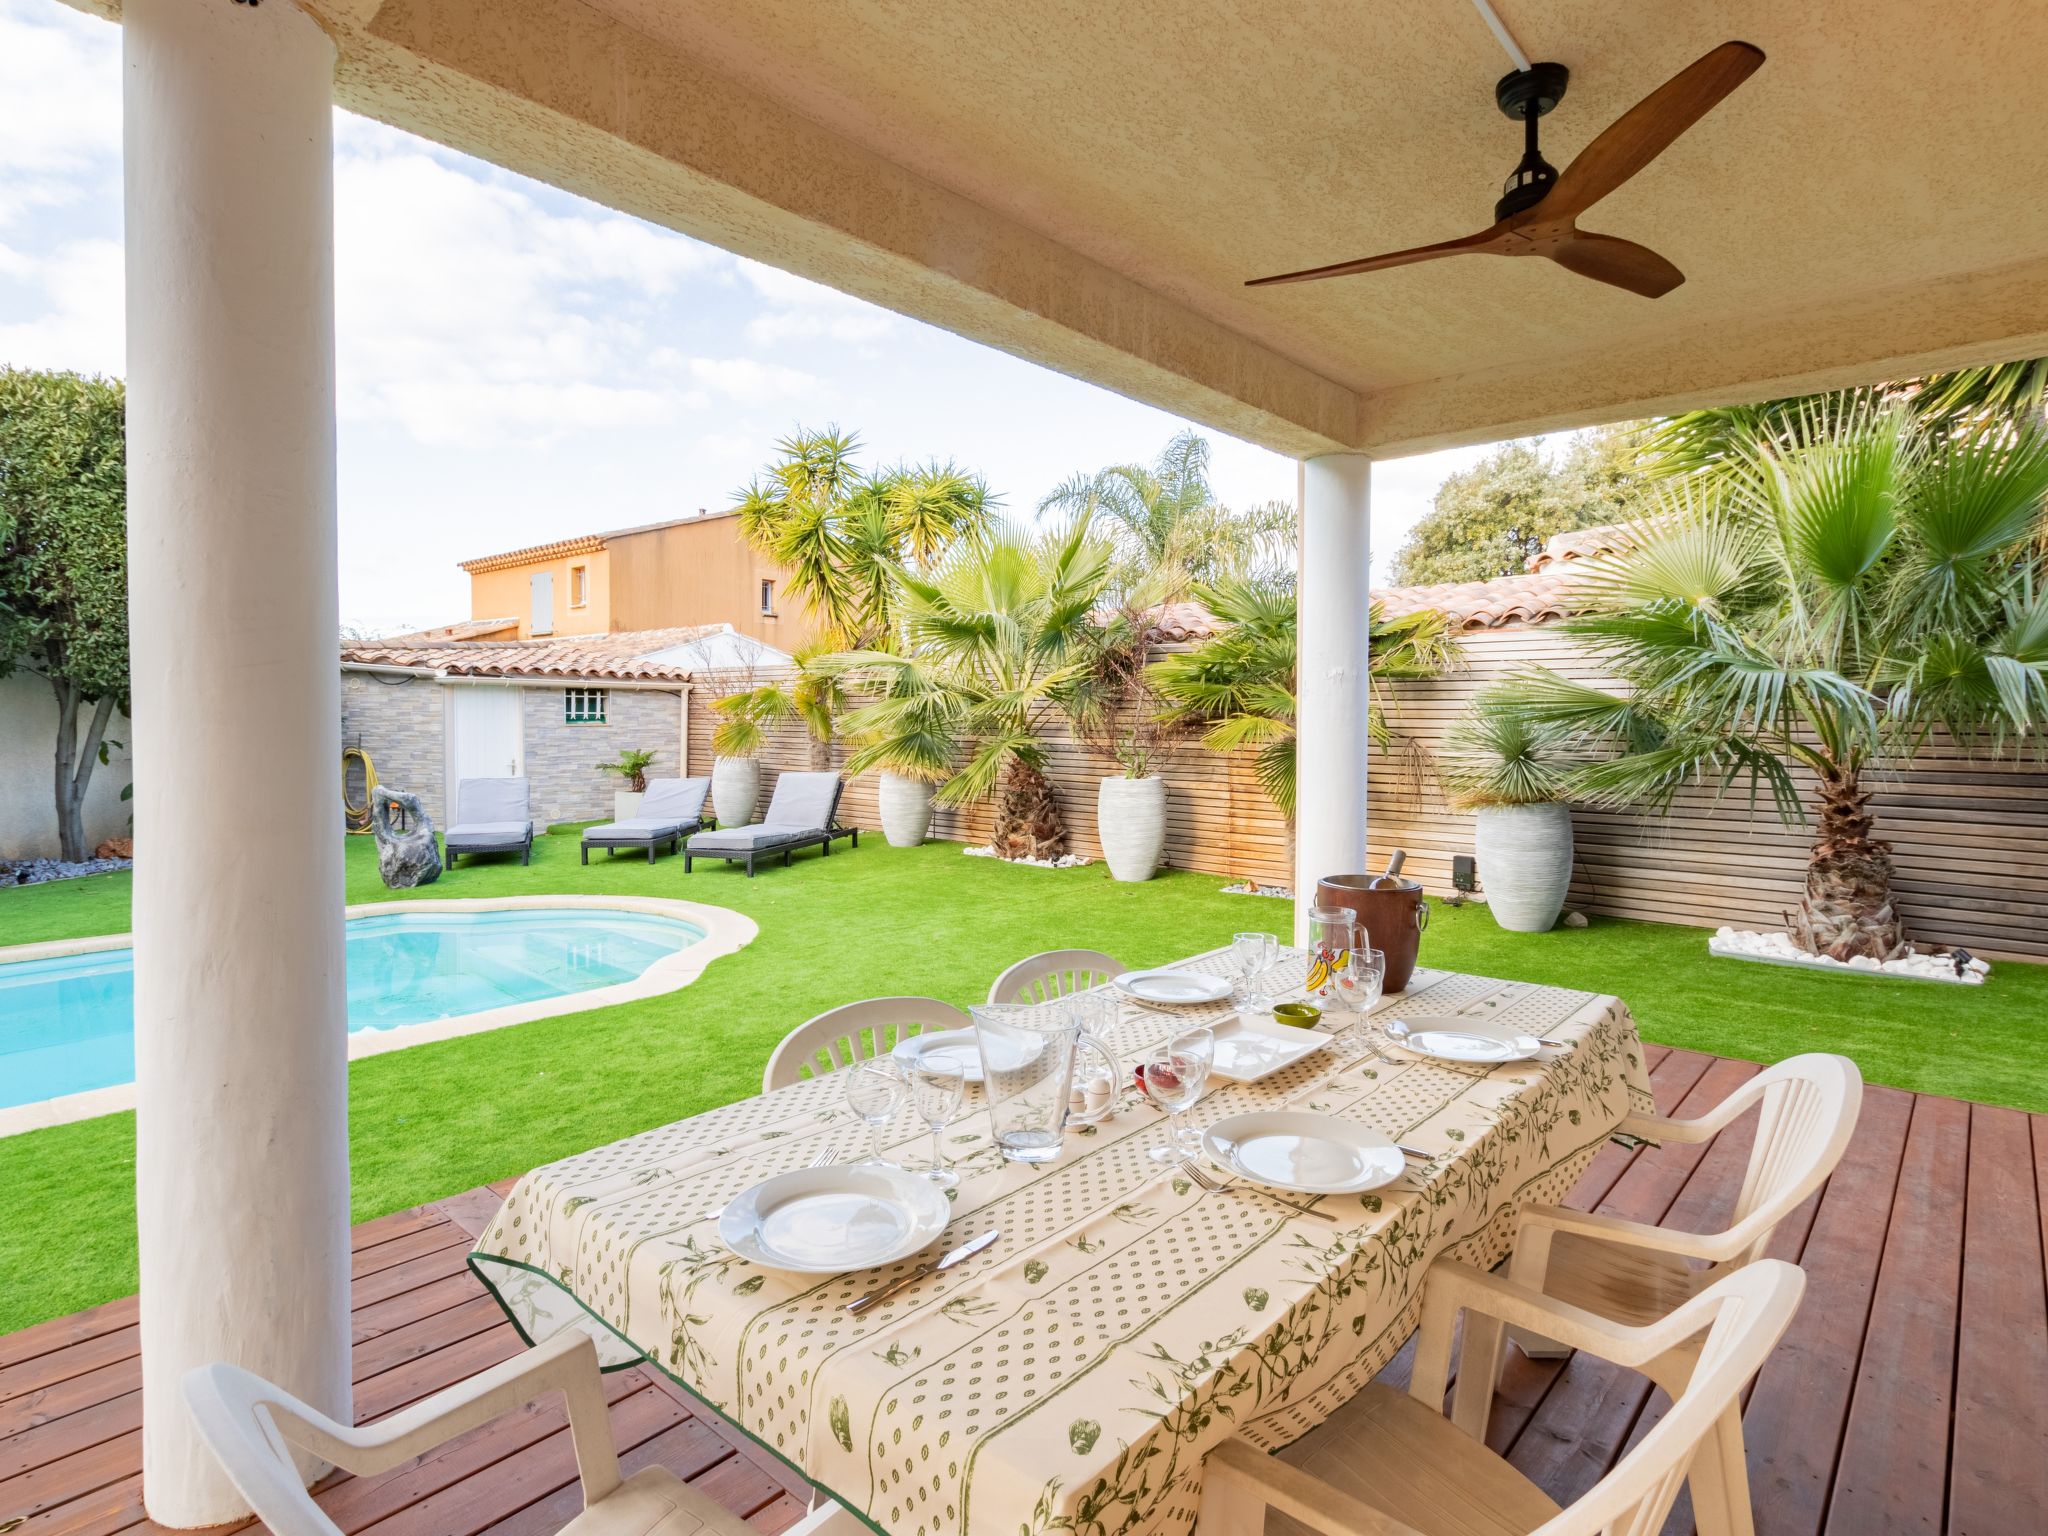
(1246, 8), (1764, 299)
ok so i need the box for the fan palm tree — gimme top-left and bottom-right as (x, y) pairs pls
(1039, 430), (1293, 597)
(1495, 401), (2048, 960)
(822, 521), (1113, 859)
(734, 427), (994, 649)
(1148, 576), (1464, 819)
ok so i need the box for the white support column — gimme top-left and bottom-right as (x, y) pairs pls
(124, 0), (349, 1524)
(1293, 454), (1372, 943)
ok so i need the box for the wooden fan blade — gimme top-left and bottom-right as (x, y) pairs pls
(1545, 41), (1764, 221)
(1245, 226), (1508, 287)
(1542, 231), (1685, 297)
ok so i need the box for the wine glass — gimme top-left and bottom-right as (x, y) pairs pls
(1142, 1032), (1212, 1164)
(1233, 931), (1278, 1012)
(909, 1057), (966, 1187)
(845, 1058), (907, 1168)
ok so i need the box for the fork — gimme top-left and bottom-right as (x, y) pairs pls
(1180, 1159), (1339, 1223)
(696, 1144), (837, 1223)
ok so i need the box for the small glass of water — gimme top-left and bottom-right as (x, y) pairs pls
(845, 1057), (907, 1168)
(1347, 948), (1386, 1016)
(909, 1057), (966, 1187)
(1233, 931), (1278, 1012)
(1142, 1028), (1213, 1164)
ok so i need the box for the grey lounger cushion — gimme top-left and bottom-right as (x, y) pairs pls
(758, 771), (839, 830)
(446, 821), (531, 849)
(584, 779), (711, 842)
(448, 777), (530, 835)
(686, 823), (816, 853)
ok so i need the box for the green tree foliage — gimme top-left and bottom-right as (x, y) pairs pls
(1389, 424), (1644, 586)
(1148, 576), (1463, 819)
(1039, 429), (1293, 598)
(1494, 400), (2048, 960)
(0, 369), (128, 862)
(733, 426), (995, 650)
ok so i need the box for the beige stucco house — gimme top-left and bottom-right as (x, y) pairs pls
(460, 509), (810, 649)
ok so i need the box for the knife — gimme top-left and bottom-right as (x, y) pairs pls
(844, 1229), (1001, 1315)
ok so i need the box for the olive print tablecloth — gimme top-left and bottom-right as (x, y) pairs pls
(470, 954), (1651, 1536)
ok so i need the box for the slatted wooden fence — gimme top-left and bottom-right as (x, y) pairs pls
(685, 627), (2048, 959)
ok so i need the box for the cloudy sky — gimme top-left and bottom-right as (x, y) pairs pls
(0, 0), (1501, 634)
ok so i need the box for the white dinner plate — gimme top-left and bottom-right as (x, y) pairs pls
(1383, 1015), (1542, 1063)
(1115, 968), (1234, 1009)
(719, 1166), (951, 1274)
(1202, 1112), (1404, 1195)
(1205, 1015), (1328, 1084)
(892, 1029), (986, 1084)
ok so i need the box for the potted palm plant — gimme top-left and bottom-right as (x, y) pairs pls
(595, 747), (658, 821)
(1072, 601), (1182, 881)
(1440, 692), (1576, 932)
(707, 687), (781, 826)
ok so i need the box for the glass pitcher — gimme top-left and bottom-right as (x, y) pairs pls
(1305, 905), (1366, 1009)
(970, 1001), (1121, 1163)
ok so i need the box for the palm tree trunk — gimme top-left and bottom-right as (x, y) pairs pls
(991, 758), (1067, 861)
(1795, 759), (1909, 961)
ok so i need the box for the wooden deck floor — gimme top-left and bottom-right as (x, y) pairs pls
(3, 1045), (2044, 1536)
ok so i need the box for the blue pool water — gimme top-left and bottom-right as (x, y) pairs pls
(0, 908), (705, 1111)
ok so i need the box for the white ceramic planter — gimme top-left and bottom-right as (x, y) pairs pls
(879, 772), (936, 847)
(1474, 802), (1574, 932)
(711, 756), (760, 827)
(1098, 775), (1167, 882)
(613, 790), (644, 821)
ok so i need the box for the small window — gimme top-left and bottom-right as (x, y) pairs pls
(564, 687), (607, 724)
(569, 564), (589, 608)
(760, 578), (776, 615)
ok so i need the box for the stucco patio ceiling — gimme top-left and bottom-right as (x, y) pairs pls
(73, 0), (2048, 455)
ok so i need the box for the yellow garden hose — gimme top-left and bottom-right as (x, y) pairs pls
(342, 745), (378, 833)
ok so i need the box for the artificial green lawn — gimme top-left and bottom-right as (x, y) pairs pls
(2, 828), (2042, 1334)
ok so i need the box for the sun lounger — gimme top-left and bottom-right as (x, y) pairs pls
(579, 777), (712, 864)
(684, 771), (857, 876)
(442, 777), (534, 867)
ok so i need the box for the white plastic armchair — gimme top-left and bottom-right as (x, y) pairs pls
(763, 995), (969, 1092)
(182, 1331), (755, 1536)
(1506, 1052), (1859, 1351)
(988, 949), (1127, 1004)
(1197, 1258), (1805, 1536)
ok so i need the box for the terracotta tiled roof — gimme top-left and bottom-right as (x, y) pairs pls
(1525, 518), (1649, 572)
(340, 625), (726, 682)
(1372, 569), (1588, 631)
(364, 617), (521, 644)
(458, 534), (606, 575)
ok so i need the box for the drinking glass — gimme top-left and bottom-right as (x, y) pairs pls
(909, 1058), (966, 1187)
(1142, 1031), (1212, 1164)
(845, 1057), (908, 1168)
(1347, 948), (1386, 1017)
(1233, 931), (1278, 1012)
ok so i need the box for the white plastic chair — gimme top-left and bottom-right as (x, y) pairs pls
(987, 948), (1126, 1005)
(182, 1331), (755, 1536)
(763, 995), (968, 1092)
(1198, 1258), (1805, 1536)
(1507, 1052), (1859, 1349)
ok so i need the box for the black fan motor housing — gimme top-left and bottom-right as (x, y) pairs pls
(1493, 62), (1571, 220)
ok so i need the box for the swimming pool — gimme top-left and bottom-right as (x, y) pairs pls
(0, 907), (709, 1112)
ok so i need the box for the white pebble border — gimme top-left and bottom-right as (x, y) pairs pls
(1220, 881), (1293, 899)
(962, 844), (1093, 870)
(1708, 926), (1989, 985)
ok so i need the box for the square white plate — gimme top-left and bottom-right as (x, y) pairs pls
(1205, 1014), (1329, 1083)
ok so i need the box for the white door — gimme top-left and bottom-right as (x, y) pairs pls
(446, 685), (524, 817)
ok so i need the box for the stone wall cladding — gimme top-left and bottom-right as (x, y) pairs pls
(521, 685), (684, 826)
(341, 672), (446, 824)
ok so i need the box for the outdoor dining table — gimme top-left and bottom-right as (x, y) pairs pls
(470, 948), (1653, 1536)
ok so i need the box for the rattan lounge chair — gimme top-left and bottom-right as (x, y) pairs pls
(580, 777), (712, 864)
(684, 771), (857, 876)
(442, 777), (533, 867)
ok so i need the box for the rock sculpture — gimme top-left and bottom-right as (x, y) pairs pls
(371, 786), (442, 888)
